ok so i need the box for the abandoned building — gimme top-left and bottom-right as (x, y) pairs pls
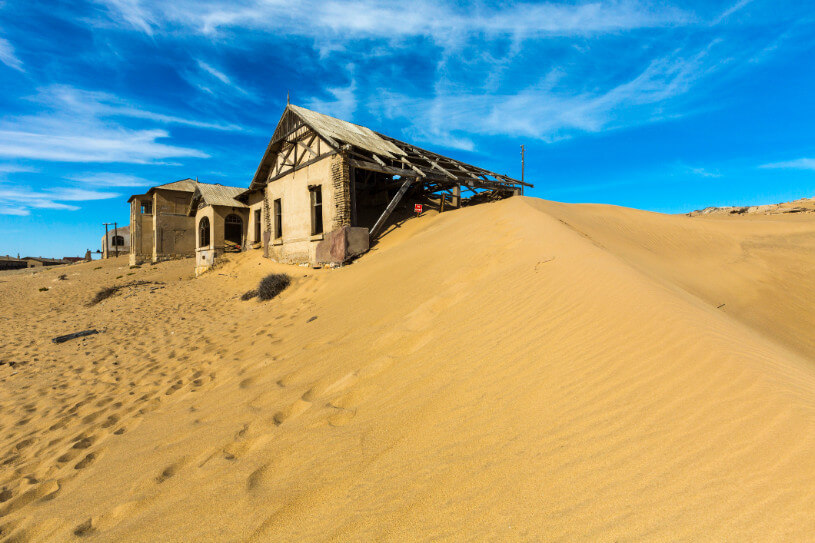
(101, 225), (130, 258)
(124, 105), (531, 273)
(188, 183), (261, 274)
(0, 255), (27, 271)
(229, 104), (532, 266)
(23, 257), (66, 267)
(128, 179), (246, 266)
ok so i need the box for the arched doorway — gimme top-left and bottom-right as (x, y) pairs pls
(199, 216), (210, 248)
(224, 214), (243, 246)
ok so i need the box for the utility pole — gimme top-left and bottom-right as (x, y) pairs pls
(113, 221), (118, 258)
(103, 222), (114, 259)
(521, 144), (525, 185)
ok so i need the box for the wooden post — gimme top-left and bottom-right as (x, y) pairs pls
(369, 177), (413, 239)
(440, 193), (446, 213)
(349, 164), (357, 227)
(103, 222), (113, 259)
(452, 184), (461, 208)
(114, 222), (118, 258)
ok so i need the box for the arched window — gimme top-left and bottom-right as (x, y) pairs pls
(224, 214), (243, 246)
(112, 235), (125, 246)
(199, 216), (210, 248)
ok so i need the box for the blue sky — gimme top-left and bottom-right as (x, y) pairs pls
(0, 0), (814, 257)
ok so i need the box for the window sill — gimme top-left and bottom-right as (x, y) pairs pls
(272, 239), (283, 246)
(310, 233), (324, 242)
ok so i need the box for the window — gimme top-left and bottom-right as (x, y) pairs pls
(254, 209), (261, 242)
(199, 216), (210, 248)
(112, 235), (125, 246)
(273, 198), (282, 239)
(141, 201), (152, 214)
(309, 186), (323, 236)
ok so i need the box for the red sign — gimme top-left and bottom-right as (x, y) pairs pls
(414, 204), (423, 213)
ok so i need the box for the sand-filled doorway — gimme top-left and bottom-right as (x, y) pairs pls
(225, 214), (243, 245)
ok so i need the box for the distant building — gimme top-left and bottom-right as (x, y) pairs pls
(101, 225), (130, 258)
(128, 179), (247, 266)
(22, 257), (65, 267)
(0, 255), (27, 271)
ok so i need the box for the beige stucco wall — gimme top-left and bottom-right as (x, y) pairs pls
(264, 154), (344, 263)
(129, 197), (153, 266)
(245, 191), (266, 247)
(194, 205), (249, 275)
(152, 189), (195, 262)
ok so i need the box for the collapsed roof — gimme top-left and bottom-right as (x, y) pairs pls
(249, 105), (532, 195)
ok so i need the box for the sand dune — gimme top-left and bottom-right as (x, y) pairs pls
(2, 197), (815, 541)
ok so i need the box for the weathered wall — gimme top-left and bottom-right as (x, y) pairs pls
(101, 228), (131, 258)
(129, 198), (153, 266)
(151, 189), (195, 262)
(246, 191), (266, 247)
(264, 154), (343, 263)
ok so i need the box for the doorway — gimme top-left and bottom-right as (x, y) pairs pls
(225, 214), (243, 247)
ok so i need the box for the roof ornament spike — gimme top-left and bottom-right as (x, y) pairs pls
(287, 91), (290, 105)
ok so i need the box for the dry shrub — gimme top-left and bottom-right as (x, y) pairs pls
(89, 280), (157, 305)
(257, 273), (290, 301)
(90, 286), (119, 305)
(241, 289), (258, 301)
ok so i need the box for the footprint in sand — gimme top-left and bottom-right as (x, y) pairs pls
(74, 452), (96, 470)
(155, 457), (188, 484)
(272, 399), (311, 426)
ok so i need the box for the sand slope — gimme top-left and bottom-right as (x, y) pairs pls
(2, 197), (815, 541)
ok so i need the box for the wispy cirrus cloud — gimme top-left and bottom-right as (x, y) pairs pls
(188, 60), (257, 102)
(0, 85), (227, 163)
(99, 0), (693, 42)
(760, 158), (815, 170)
(67, 172), (154, 187)
(0, 36), (23, 71)
(372, 40), (731, 149)
(0, 185), (120, 215)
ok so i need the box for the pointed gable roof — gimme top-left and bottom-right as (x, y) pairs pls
(249, 104), (532, 193)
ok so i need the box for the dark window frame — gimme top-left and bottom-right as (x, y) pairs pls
(199, 216), (210, 247)
(309, 185), (323, 236)
(112, 235), (125, 247)
(254, 209), (262, 242)
(273, 198), (282, 240)
(140, 201), (152, 214)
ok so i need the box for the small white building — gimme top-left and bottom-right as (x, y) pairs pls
(101, 225), (130, 258)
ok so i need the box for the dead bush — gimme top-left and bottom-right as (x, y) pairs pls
(89, 280), (158, 305)
(256, 273), (290, 301)
(90, 286), (119, 305)
(241, 289), (258, 301)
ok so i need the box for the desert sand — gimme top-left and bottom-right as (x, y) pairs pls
(2, 196), (815, 541)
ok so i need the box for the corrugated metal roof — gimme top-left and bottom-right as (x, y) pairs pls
(154, 179), (197, 192)
(289, 105), (405, 159)
(195, 183), (248, 208)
